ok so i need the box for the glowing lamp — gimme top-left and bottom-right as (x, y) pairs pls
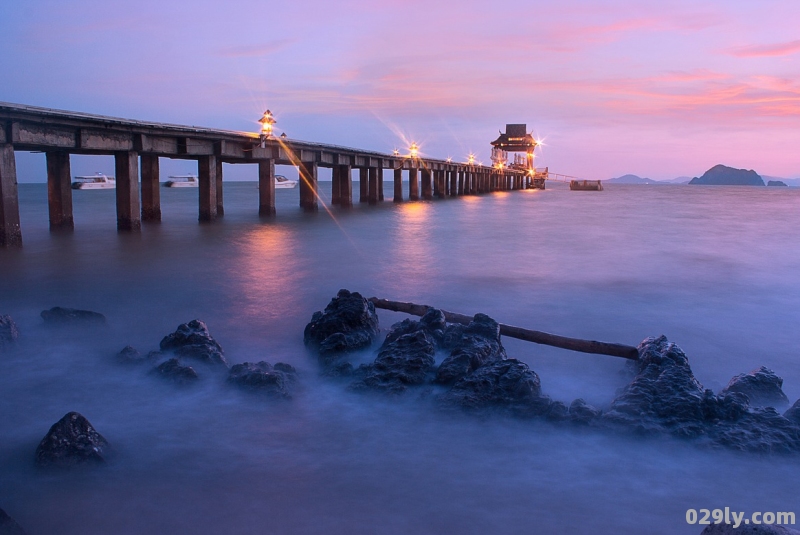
(393, 148), (400, 156)
(258, 110), (276, 144)
(468, 153), (475, 166)
(410, 142), (419, 159)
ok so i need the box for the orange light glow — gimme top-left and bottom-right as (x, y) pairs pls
(410, 142), (419, 159)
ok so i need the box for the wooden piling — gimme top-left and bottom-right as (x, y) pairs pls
(409, 168), (419, 200)
(198, 155), (218, 222)
(140, 154), (161, 222)
(258, 159), (276, 216)
(114, 151), (141, 231)
(393, 168), (403, 202)
(299, 161), (318, 212)
(0, 144), (22, 247)
(45, 151), (74, 230)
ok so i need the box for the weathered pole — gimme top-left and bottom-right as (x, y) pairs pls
(0, 144), (22, 247)
(258, 159), (276, 216)
(115, 151), (141, 231)
(45, 151), (74, 230)
(140, 154), (161, 222)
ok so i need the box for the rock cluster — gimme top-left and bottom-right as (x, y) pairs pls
(304, 290), (380, 362)
(40, 307), (106, 325)
(159, 319), (228, 367)
(227, 361), (297, 398)
(34, 412), (109, 467)
(0, 315), (20, 348)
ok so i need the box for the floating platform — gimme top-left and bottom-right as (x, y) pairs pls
(569, 180), (603, 191)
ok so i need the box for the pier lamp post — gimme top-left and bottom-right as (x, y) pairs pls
(468, 153), (475, 166)
(393, 149), (400, 156)
(409, 142), (419, 159)
(259, 110), (276, 147)
(446, 157), (452, 163)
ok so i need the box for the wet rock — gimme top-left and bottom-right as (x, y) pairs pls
(41, 307), (106, 325)
(569, 398), (601, 424)
(711, 406), (800, 454)
(35, 412), (109, 467)
(0, 315), (20, 348)
(720, 366), (790, 408)
(545, 400), (570, 421)
(439, 359), (543, 415)
(380, 308), (446, 350)
(114, 345), (153, 365)
(304, 290), (380, 362)
(784, 400), (800, 425)
(322, 361), (355, 378)
(435, 313), (507, 385)
(440, 323), (466, 351)
(228, 361), (297, 398)
(351, 331), (436, 394)
(701, 523), (800, 534)
(0, 508), (27, 535)
(160, 319), (227, 367)
(152, 358), (199, 384)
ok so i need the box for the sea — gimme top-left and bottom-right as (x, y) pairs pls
(1, 180), (799, 534)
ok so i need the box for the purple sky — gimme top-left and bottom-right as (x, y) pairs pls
(2, 0), (799, 180)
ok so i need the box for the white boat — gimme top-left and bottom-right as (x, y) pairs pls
(72, 173), (115, 190)
(165, 175), (198, 188)
(275, 175), (298, 189)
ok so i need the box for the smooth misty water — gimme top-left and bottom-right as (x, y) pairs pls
(1, 181), (799, 534)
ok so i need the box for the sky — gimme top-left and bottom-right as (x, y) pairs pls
(1, 0), (799, 181)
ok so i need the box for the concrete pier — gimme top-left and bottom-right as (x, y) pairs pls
(0, 144), (21, 247)
(198, 155), (218, 222)
(140, 154), (161, 222)
(409, 168), (419, 201)
(393, 168), (403, 202)
(258, 159), (276, 216)
(359, 168), (368, 203)
(45, 151), (74, 230)
(368, 167), (379, 205)
(299, 161), (318, 212)
(216, 159), (224, 215)
(115, 151), (141, 231)
(338, 164), (353, 207)
(421, 169), (433, 200)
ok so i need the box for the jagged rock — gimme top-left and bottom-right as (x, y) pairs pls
(114, 345), (153, 365)
(439, 359), (544, 414)
(159, 320), (227, 367)
(604, 336), (800, 452)
(440, 324), (466, 351)
(785, 400), (800, 425)
(152, 358), (199, 384)
(689, 164), (764, 186)
(0, 508), (27, 535)
(435, 313), (507, 385)
(41, 307), (106, 325)
(720, 366), (790, 408)
(380, 308), (446, 350)
(228, 361), (297, 398)
(304, 290), (380, 362)
(545, 400), (570, 421)
(322, 361), (355, 378)
(35, 412), (109, 467)
(701, 523), (800, 534)
(351, 331), (436, 393)
(569, 398), (601, 424)
(0, 315), (20, 348)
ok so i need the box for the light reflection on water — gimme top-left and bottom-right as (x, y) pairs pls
(1, 182), (799, 534)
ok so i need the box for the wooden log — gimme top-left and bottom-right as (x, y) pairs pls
(368, 297), (639, 360)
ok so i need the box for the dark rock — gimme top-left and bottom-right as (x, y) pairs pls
(41, 307), (106, 325)
(569, 398), (601, 424)
(720, 366), (790, 408)
(435, 313), (506, 385)
(380, 308), (446, 350)
(351, 331), (436, 393)
(440, 324), (466, 351)
(304, 290), (380, 362)
(689, 164), (765, 186)
(227, 361), (297, 398)
(785, 400), (800, 425)
(0, 315), (20, 347)
(159, 319), (227, 367)
(767, 180), (788, 187)
(114, 345), (151, 364)
(545, 400), (570, 421)
(701, 523), (800, 534)
(152, 358), (199, 384)
(439, 359), (543, 415)
(322, 361), (355, 378)
(0, 508), (27, 535)
(712, 407), (800, 454)
(35, 412), (109, 467)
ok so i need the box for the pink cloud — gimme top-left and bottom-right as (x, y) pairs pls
(217, 40), (294, 58)
(730, 39), (800, 58)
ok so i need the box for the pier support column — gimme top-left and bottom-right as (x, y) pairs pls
(433, 170), (441, 198)
(378, 168), (384, 202)
(409, 168), (419, 200)
(46, 151), (74, 230)
(258, 159), (276, 216)
(331, 166), (341, 206)
(449, 170), (457, 197)
(140, 154), (161, 222)
(338, 165), (353, 207)
(299, 161), (318, 212)
(457, 169), (464, 195)
(421, 168), (433, 200)
(359, 168), (368, 203)
(216, 159), (224, 216)
(393, 168), (403, 202)
(368, 167), (379, 205)
(115, 151), (141, 231)
(198, 155), (218, 222)
(0, 145), (22, 247)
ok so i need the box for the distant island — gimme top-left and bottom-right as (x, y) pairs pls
(689, 164), (764, 186)
(604, 174), (659, 184)
(767, 180), (788, 187)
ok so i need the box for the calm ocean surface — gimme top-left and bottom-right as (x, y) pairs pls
(1, 181), (799, 534)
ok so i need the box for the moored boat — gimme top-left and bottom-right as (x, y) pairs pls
(71, 173), (115, 190)
(165, 175), (198, 188)
(275, 175), (298, 189)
